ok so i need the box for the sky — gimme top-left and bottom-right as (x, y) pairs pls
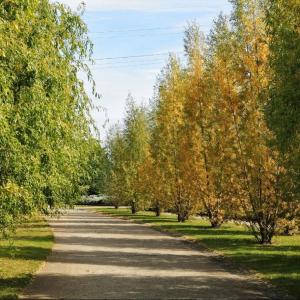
(53, 0), (232, 137)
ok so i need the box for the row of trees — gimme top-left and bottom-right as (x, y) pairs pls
(105, 0), (299, 244)
(0, 0), (100, 235)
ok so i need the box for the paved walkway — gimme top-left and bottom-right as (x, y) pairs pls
(21, 208), (279, 299)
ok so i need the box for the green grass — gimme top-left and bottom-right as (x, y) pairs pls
(97, 207), (300, 299)
(0, 217), (53, 299)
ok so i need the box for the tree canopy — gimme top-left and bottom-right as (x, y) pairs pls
(104, 0), (300, 244)
(0, 0), (97, 234)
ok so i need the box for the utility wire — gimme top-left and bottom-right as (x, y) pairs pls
(89, 26), (184, 34)
(90, 57), (187, 70)
(91, 51), (183, 61)
(91, 58), (169, 66)
(91, 61), (167, 70)
(92, 31), (184, 39)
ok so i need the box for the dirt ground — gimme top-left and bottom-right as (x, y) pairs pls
(21, 208), (280, 299)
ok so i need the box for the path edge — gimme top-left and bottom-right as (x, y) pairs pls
(90, 207), (293, 300)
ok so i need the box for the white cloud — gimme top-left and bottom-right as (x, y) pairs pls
(52, 0), (230, 12)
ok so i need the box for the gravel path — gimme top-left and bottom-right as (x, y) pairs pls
(21, 208), (280, 299)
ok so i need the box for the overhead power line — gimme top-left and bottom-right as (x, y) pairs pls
(89, 26), (184, 34)
(91, 61), (167, 70)
(92, 58), (168, 66)
(90, 57), (188, 70)
(91, 51), (183, 61)
(91, 60), (166, 69)
(92, 31), (184, 39)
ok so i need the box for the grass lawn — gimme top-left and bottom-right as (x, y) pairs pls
(0, 217), (53, 299)
(96, 207), (300, 299)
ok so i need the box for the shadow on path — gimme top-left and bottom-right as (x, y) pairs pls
(21, 208), (283, 300)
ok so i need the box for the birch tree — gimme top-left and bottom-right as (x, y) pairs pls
(0, 0), (95, 234)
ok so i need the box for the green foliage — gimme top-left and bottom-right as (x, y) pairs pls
(123, 97), (150, 213)
(84, 138), (109, 195)
(0, 0), (96, 234)
(266, 0), (300, 201)
(105, 96), (150, 213)
(105, 124), (128, 209)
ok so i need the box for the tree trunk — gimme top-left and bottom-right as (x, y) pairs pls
(131, 202), (137, 214)
(259, 224), (274, 244)
(177, 214), (182, 222)
(177, 211), (189, 222)
(155, 205), (161, 217)
(114, 205), (119, 209)
(207, 209), (223, 228)
(210, 220), (222, 228)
